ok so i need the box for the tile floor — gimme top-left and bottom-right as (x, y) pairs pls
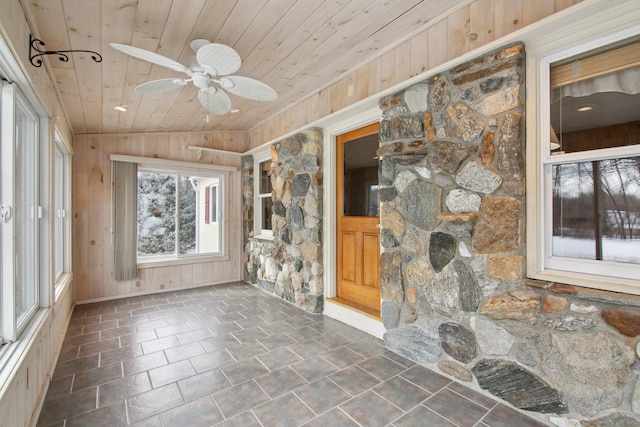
(37, 281), (549, 427)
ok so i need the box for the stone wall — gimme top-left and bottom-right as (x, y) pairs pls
(377, 43), (640, 425)
(243, 129), (324, 313)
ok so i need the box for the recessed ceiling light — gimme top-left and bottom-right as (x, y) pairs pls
(114, 105), (130, 112)
(230, 108), (241, 114)
(577, 105), (594, 112)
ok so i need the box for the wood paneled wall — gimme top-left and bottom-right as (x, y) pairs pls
(73, 131), (248, 302)
(248, 0), (583, 147)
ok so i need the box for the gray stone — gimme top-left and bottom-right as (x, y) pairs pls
(438, 322), (477, 363)
(291, 174), (311, 197)
(385, 325), (442, 363)
(426, 265), (459, 310)
(394, 170), (417, 193)
(290, 205), (304, 230)
(471, 316), (515, 355)
(428, 140), (475, 174)
(540, 332), (635, 417)
(401, 180), (442, 230)
(380, 250), (404, 304)
(381, 229), (399, 248)
(633, 380), (640, 415)
(543, 316), (595, 331)
(381, 301), (400, 329)
(441, 221), (474, 239)
(582, 413), (640, 427)
(379, 186), (397, 203)
(472, 358), (568, 414)
(379, 157), (395, 185)
(404, 84), (429, 112)
(456, 161), (502, 194)
(446, 189), (481, 213)
(273, 199), (286, 217)
(496, 112), (523, 176)
(453, 260), (481, 312)
(403, 225), (430, 255)
(429, 232), (457, 273)
(514, 341), (539, 367)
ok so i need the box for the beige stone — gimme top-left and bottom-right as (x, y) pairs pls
(438, 213), (477, 222)
(543, 295), (567, 313)
(381, 204), (406, 238)
(300, 240), (320, 260)
(438, 360), (473, 382)
(480, 288), (541, 324)
(488, 256), (524, 282)
(407, 287), (418, 303)
(406, 260), (434, 287)
(481, 130), (495, 164)
(472, 197), (523, 253)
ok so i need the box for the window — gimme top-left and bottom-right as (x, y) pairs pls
(531, 33), (640, 293)
(137, 169), (223, 258)
(53, 134), (71, 290)
(205, 184), (218, 225)
(254, 148), (273, 236)
(1, 82), (43, 343)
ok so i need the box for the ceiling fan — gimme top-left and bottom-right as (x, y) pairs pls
(110, 39), (277, 114)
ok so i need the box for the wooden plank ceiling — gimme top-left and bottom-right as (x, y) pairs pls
(23, 0), (463, 135)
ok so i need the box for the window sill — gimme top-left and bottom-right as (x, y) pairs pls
(137, 254), (228, 269)
(526, 272), (640, 302)
(54, 272), (73, 303)
(252, 234), (275, 242)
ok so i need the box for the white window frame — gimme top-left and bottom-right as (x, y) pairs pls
(53, 132), (72, 298)
(207, 184), (219, 225)
(527, 23), (640, 295)
(254, 145), (273, 238)
(1, 84), (48, 350)
(137, 168), (225, 260)
(110, 154), (234, 267)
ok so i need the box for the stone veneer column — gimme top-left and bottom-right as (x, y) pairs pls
(243, 128), (324, 313)
(377, 43), (639, 423)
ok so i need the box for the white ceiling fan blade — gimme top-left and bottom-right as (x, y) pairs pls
(135, 78), (185, 94)
(220, 76), (278, 101)
(198, 87), (232, 114)
(196, 43), (241, 76)
(110, 43), (189, 73)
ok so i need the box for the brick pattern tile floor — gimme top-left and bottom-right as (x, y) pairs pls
(36, 281), (549, 426)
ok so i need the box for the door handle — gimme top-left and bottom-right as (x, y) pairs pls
(376, 223), (382, 229)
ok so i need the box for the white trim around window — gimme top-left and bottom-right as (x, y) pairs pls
(253, 145), (273, 239)
(526, 15), (640, 295)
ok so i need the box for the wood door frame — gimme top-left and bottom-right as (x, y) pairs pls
(335, 122), (381, 316)
(321, 107), (385, 339)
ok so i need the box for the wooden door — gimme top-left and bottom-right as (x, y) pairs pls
(336, 123), (381, 317)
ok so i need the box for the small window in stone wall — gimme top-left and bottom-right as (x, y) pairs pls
(257, 158), (273, 234)
(543, 37), (640, 289)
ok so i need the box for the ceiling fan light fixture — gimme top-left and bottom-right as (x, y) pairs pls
(112, 39), (277, 114)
